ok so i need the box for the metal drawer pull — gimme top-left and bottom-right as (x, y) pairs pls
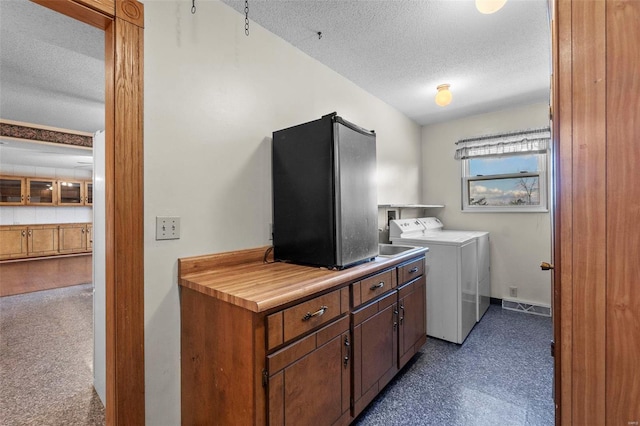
(370, 282), (385, 291)
(302, 305), (328, 321)
(408, 267), (419, 274)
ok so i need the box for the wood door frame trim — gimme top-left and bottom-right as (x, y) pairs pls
(30, 1), (145, 424)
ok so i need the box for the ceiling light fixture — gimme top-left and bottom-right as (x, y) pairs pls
(435, 84), (452, 107)
(476, 0), (507, 14)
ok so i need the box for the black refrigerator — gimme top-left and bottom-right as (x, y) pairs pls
(272, 112), (379, 269)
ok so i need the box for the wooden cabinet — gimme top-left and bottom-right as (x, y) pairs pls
(0, 176), (25, 205)
(86, 224), (93, 250)
(26, 178), (56, 205)
(57, 180), (84, 205)
(352, 291), (398, 416)
(268, 316), (351, 426)
(58, 223), (88, 253)
(179, 249), (427, 426)
(0, 223), (92, 260)
(27, 224), (59, 256)
(84, 182), (93, 205)
(0, 226), (28, 258)
(398, 275), (427, 369)
(0, 174), (92, 206)
(351, 257), (427, 418)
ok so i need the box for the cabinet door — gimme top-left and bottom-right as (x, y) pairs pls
(0, 226), (28, 259)
(57, 180), (84, 205)
(26, 178), (56, 205)
(27, 225), (59, 256)
(398, 275), (427, 368)
(84, 182), (93, 205)
(268, 316), (350, 426)
(0, 176), (25, 205)
(352, 291), (398, 417)
(58, 224), (87, 253)
(86, 224), (93, 251)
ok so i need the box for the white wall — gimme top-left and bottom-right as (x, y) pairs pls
(143, 2), (422, 424)
(0, 164), (92, 225)
(421, 102), (551, 306)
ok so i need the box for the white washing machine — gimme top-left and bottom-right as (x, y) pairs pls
(389, 218), (490, 344)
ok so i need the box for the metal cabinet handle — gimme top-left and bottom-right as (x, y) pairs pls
(28, 230), (32, 237)
(370, 282), (384, 291)
(302, 305), (327, 321)
(408, 267), (419, 274)
(343, 335), (350, 367)
(393, 308), (398, 330)
(400, 304), (405, 324)
(21, 230), (26, 237)
(27, 195), (31, 202)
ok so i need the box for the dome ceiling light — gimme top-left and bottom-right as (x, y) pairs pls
(476, 0), (507, 14)
(435, 84), (452, 107)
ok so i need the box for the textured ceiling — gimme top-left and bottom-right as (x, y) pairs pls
(220, 0), (551, 125)
(0, 0), (551, 169)
(0, 0), (105, 133)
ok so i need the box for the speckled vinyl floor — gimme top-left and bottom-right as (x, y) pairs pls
(0, 284), (105, 426)
(353, 305), (555, 426)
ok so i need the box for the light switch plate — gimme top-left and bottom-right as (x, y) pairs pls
(156, 216), (180, 240)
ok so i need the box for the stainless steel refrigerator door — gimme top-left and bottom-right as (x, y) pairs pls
(333, 121), (379, 267)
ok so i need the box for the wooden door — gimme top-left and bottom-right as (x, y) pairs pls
(27, 225), (59, 256)
(0, 226), (28, 259)
(58, 223), (87, 253)
(352, 291), (398, 417)
(555, 0), (640, 424)
(268, 317), (350, 426)
(398, 275), (426, 369)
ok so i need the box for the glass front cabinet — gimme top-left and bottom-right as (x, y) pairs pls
(57, 180), (84, 206)
(27, 178), (56, 205)
(84, 182), (93, 205)
(0, 176), (25, 205)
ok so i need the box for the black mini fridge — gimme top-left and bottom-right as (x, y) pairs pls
(272, 112), (379, 269)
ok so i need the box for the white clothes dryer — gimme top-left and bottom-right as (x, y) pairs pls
(389, 218), (491, 344)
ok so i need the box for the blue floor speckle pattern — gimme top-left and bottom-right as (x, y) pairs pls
(353, 305), (555, 426)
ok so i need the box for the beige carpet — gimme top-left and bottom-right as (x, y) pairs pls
(0, 284), (105, 425)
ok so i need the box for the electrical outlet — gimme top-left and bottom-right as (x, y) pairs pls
(156, 216), (180, 240)
(509, 286), (518, 298)
(387, 209), (397, 228)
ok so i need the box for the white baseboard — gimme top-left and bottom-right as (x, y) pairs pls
(502, 298), (551, 317)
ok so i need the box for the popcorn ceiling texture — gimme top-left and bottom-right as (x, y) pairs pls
(220, 0), (552, 126)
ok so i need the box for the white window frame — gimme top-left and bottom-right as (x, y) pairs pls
(461, 152), (549, 213)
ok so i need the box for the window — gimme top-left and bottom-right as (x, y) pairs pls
(455, 128), (550, 213)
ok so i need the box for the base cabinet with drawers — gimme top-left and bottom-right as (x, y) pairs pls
(0, 223), (92, 260)
(179, 248), (427, 425)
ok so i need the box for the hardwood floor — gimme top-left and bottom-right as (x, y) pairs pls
(0, 254), (92, 297)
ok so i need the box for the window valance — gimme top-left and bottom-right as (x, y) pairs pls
(454, 127), (551, 160)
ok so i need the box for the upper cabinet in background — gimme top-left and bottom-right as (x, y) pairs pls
(0, 175), (92, 207)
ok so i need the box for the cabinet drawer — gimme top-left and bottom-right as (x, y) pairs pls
(353, 269), (396, 307)
(398, 258), (424, 285)
(267, 287), (349, 349)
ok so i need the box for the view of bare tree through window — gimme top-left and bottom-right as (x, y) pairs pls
(465, 154), (544, 209)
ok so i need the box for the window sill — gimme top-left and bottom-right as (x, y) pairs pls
(462, 207), (549, 213)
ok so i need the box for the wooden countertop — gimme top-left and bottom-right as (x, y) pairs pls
(178, 246), (427, 313)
